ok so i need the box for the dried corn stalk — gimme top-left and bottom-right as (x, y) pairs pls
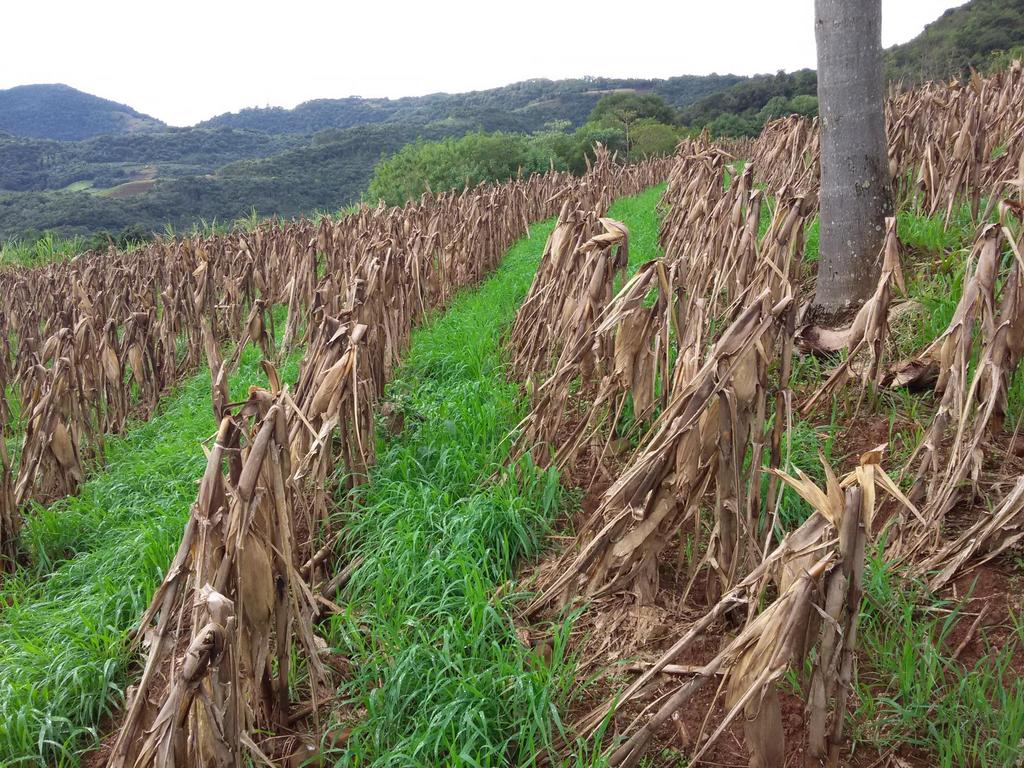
(889, 211), (1024, 559)
(586, 451), (901, 768)
(750, 114), (821, 200)
(509, 207), (626, 380)
(510, 259), (676, 476)
(528, 292), (791, 611)
(911, 474), (1024, 592)
(107, 392), (327, 768)
(0, 439), (17, 572)
(510, 148), (813, 609)
(606, 560), (829, 768)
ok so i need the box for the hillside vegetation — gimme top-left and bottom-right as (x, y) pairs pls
(0, 84), (164, 141)
(0, 129), (303, 192)
(0, 123), (481, 245)
(678, 68), (819, 137)
(195, 75), (744, 134)
(886, 0), (1024, 82)
(363, 96), (686, 206)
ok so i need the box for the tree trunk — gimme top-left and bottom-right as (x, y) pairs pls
(811, 0), (893, 319)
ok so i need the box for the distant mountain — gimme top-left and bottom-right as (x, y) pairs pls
(886, 0), (1024, 82)
(197, 75), (746, 136)
(0, 84), (165, 141)
(0, 74), (751, 240)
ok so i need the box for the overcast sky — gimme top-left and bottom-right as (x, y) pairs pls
(2, 0), (963, 127)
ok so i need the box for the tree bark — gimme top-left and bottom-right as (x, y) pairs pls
(811, 0), (893, 319)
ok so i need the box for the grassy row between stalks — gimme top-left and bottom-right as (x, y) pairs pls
(0, 343), (299, 766)
(319, 186), (665, 767)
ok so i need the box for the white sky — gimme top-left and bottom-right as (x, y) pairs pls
(1, 0), (963, 127)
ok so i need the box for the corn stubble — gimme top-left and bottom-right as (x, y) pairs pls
(508, 62), (1024, 766)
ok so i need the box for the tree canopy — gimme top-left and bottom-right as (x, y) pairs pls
(588, 93), (678, 129)
(365, 132), (554, 206)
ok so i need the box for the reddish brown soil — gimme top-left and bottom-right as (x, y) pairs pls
(944, 560), (1024, 671)
(833, 415), (900, 470)
(80, 716), (115, 768)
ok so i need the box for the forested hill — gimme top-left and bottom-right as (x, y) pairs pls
(196, 75), (746, 135)
(886, 0), (1024, 82)
(0, 84), (164, 141)
(0, 74), (748, 241)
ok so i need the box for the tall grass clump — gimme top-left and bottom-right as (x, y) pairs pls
(0, 232), (89, 268)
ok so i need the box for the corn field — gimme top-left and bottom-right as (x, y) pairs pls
(2, 60), (1024, 768)
(0, 152), (668, 574)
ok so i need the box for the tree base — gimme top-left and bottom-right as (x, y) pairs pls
(804, 301), (861, 329)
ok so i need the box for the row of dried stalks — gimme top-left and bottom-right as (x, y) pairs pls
(886, 202), (1024, 565)
(507, 146), (851, 763)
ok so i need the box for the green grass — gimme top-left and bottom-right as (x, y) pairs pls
(769, 415), (839, 531)
(853, 549), (1024, 767)
(898, 206), (975, 256)
(616, 183), (666, 276)
(323, 187), (664, 767)
(804, 217), (820, 263)
(892, 206), (980, 355)
(0, 343), (299, 767)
